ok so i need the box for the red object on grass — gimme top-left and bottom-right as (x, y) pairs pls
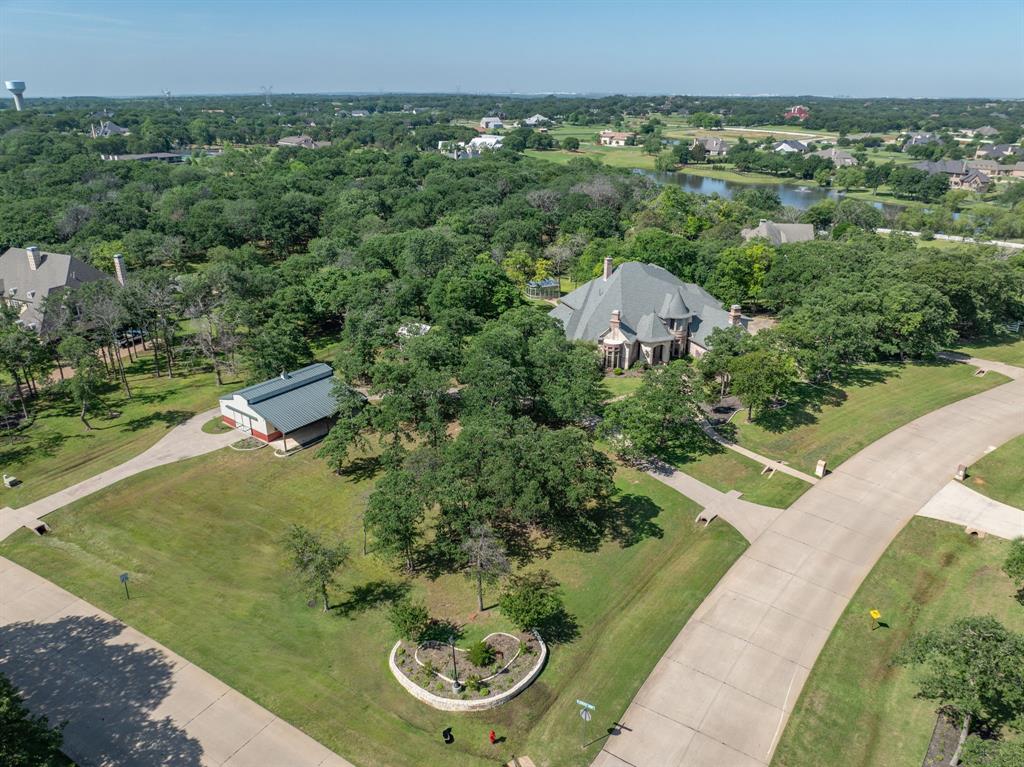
(489, 729), (496, 744)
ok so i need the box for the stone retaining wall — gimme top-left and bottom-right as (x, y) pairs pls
(388, 632), (547, 712)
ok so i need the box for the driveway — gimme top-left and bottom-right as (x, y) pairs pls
(0, 409), (237, 540)
(918, 480), (1024, 540)
(595, 368), (1024, 767)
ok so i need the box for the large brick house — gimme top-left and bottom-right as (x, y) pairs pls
(550, 260), (747, 369)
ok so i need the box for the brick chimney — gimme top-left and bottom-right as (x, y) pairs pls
(26, 246), (42, 271)
(610, 309), (621, 335)
(113, 253), (128, 287)
(603, 257), (614, 281)
(729, 304), (742, 327)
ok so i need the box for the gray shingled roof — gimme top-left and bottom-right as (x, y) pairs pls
(550, 262), (733, 349)
(221, 363), (340, 434)
(740, 221), (815, 246)
(0, 247), (111, 331)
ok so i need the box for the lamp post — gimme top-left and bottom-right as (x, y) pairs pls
(449, 636), (462, 693)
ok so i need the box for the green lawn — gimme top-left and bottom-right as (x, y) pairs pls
(967, 434), (1024, 510)
(952, 335), (1024, 367)
(602, 375), (644, 398)
(0, 358), (229, 508)
(677, 449), (811, 509)
(732, 361), (1010, 475)
(0, 446), (746, 767)
(772, 517), (1024, 767)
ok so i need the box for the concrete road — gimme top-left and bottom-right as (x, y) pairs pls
(0, 557), (352, 767)
(596, 370), (1024, 767)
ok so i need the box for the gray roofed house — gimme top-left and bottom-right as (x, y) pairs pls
(912, 160), (969, 176)
(975, 143), (1023, 160)
(277, 135), (332, 149)
(550, 260), (748, 369)
(772, 140), (807, 153)
(691, 137), (729, 157)
(0, 246), (110, 332)
(90, 121), (130, 138)
(523, 114), (550, 126)
(811, 147), (858, 166)
(218, 362), (350, 447)
(951, 168), (991, 192)
(740, 220), (815, 246)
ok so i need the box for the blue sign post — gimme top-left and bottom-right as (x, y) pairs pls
(119, 572), (130, 600)
(576, 699), (595, 749)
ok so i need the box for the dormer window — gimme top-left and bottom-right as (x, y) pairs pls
(26, 290), (35, 299)
(8, 287), (16, 296)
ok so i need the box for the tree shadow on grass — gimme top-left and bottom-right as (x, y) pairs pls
(534, 608), (580, 645)
(0, 614), (204, 766)
(332, 579), (410, 618)
(122, 410), (193, 433)
(0, 430), (74, 465)
(337, 455), (382, 482)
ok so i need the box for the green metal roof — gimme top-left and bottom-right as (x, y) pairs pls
(222, 363), (340, 434)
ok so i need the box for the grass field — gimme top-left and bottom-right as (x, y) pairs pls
(0, 358), (228, 508)
(731, 361), (1010, 475)
(772, 517), (1024, 767)
(677, 448), (811, 509)
(952, 335), (1024, 367)
(602, 375), (644, 398)
(967, 434), (1024, 510)
(0, 446), (746, 767)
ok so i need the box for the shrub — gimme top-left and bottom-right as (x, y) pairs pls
(388, 598), (431, 641)
(613, 367), (623, 376)
(499, 570), (564, 631)
(467, 640), (496, 667)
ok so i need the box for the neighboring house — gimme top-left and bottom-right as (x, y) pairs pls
(277, 135), (332, 149)
(219, 362), (347, 446)
(967, 159), (1012, 177)
(480, 116), (504, 130)
(467, 135), (504, 151)
(784, 105), (810, 120)
(963, 125), (999, 138)
(772, 140), (807, 153)
(811, 147), (858, 166)
(950, 168), (991, 192)
(550, 259), (748, 368)
(525, 277), (560, 300)
(912, 159), (969, 176)
(740, 220), (815, 245)
(1013, 162), (1024, 178)
(0, 246), (110, 333)
(691, 136), (729, 157)
(350, 110), (369, 118)
(522, 114), (550, 127)
(89, 121), (130, 138)
(599, 130), (636, 147)
(101, 152), (191, 163)
(904, 131), (939, 147)
(975, 143), (1023, 160)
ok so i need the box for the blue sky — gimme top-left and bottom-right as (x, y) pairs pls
(1, 0), (1022, 98)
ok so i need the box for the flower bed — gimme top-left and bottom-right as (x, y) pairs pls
(389, 631), (546, 712)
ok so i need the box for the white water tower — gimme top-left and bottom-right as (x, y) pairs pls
(5, 81), (26, 111)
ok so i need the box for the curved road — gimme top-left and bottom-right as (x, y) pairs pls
(594, 362), (1024, 767)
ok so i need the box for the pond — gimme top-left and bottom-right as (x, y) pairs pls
(636, 169), (908, 217)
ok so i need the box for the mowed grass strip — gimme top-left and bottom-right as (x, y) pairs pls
(953, 335), (1024, 367)
(967, 434), (1024, 510)
(772, 517), (1024, 767)
(0, 446), (746, 767)
(677, 449), (811, 509)
(0, 358), (228, 508)
(732, 361), (1009, 475)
